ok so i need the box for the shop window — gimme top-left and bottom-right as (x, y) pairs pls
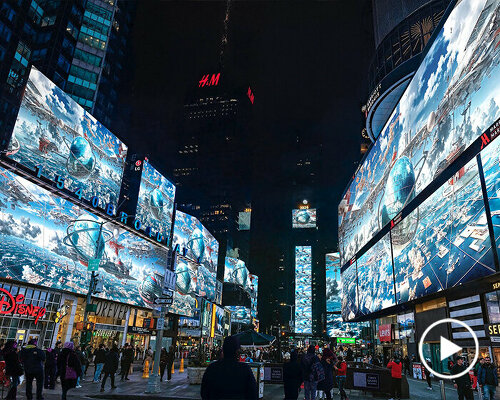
(415, 297), (446, 313)
(485, 291), (500, 323)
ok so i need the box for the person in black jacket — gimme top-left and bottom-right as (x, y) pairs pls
(451, 357), (473, 400)
(92, 344), (106, 382)
(120, 343), (134, 381)
(201, 336), (258, 400)
(283, 350), (303, 400)
(20, 339), (45, 400)
(57, 342), (82, 400)
(318, 349), (335, 400)
(166, 346), (175, 381)
(101, 346), (119, 392)
(2, 341), (23, 399)
(159, 348), (168, 382)
(44, 347), (57, 389)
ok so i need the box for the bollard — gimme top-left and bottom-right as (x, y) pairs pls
(171, 361), (175, 375)
(179, 357), (184, 373)
(143, 360), (150, 378)
(440, 380), (446, 400)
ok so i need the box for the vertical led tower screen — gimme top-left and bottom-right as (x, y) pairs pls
(249, 274), (258, 318)
(325, 253), (341, 313)
(7, 67), (128, 209)
(341, 262), (358, 321)
(339, 0), (500, 266)
(135, 160), (176, 240)
(295, 246), (312, 334)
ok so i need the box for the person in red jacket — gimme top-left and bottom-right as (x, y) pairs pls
(387, 356), (403, 400)
(334, 356), (348, 400)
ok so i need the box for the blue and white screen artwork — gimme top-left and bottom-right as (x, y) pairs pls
(295, 246), (312, 334)
(172, 211), (219, 273)
(226, 306), (251, 324)
(224, 257), (250, 290)
(357, 233), (396, 315)
(292, 209), (317, 228)
(249, 274), (258, 318)
(327, 313), (367, 339)
(341, 262), (358, 321)
(136, 161), (175, 240)
(339, 0), (500, 265)
(393, 156), (495, 303)
(170, 291), (197, 317)
(7, 67), (128, 209)
(325, 253), (341, 313)
(0, 166), (168, 309)
(175, 254), (216, 302)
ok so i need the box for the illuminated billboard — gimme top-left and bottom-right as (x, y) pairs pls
(327, 313), (367, 339)
(481, 133), (500, 249)
(172, 211), (219, 273)
(325, 253), (341, 313)
(0, 166), (167, 309)
(292, 209), (316, 229)
(201, 299), (213, 337)
(295, 246), (312, 334)
(238, 211), (251, 231)
(170, 291), (197, 317)
(224, 257), (250, 290)
(357, 233), (395, 315)
(249, 274), (258, 318)
(6, 67), (127, 210)
(226, 306), (251, 324)
(341, 262), (358, 321)
(175, 254), (216, 302)
(213, 304), (224, 336)
(339, 0), (500, 265)
(393, 157), (495, 304)
(135, 160), (175, 241)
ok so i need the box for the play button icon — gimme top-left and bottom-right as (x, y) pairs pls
(440, 336), (462, 361)
(419, 318), (479, 380)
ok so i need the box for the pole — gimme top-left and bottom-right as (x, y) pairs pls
(146, 305), (166, 393)
(439, 380), (446, 400)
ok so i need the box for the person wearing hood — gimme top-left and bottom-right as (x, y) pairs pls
(301, 345), (321, 400)
(200, 335), (258, 399)
(387, 355), (403, 400)
(20, 339), (45, 400)
(317, 348), (335, 400)
(44, 346), (57, 389)
(57, 342), (82, 400)
(2, 340), (23, 399)
(101, 345), (119, 392)
(283, 349), (303, 400)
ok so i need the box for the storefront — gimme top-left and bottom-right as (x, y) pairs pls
(0, 281), (63, 348)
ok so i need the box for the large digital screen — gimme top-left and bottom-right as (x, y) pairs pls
(135, 160), (175, 241)
(327, 313), (367, 339)
(201, 299), (213, 336)
(295, 246), (312, 334)
(0, 166), (167, 309)
(249, 274), (258, 318)
(357, 233), (396, 315)
(213, 304), (224, 336)
(172, 210), (219, 273)
(6, 67), (128, 209)
(224, 257), (250, 290)
(393, 157), (495, 303)
(341, 262), (358, 321)
(226, 306), (251, 324)
(292, 209), (317, 229)
(238, 211), (251, 231)
(339, 0), (500, 265)
(175, 254), (216, 302)
(325, 253), (341, 313)
(170, 291), (197, 317)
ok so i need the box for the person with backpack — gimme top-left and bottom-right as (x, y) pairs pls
(478, 356), (498, 400)
(334, 356), (348, 400)
(387, 355), (403, 400)
(57, 342), (82, 400)
(301, 345), (323, 400)
(317, 348), (335, 400)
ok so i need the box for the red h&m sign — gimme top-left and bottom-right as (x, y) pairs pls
(199, 73), (220, 87)
(0, 288), (46, 324)
(379, 324), (392, 342)
(247, 87), (255, 104)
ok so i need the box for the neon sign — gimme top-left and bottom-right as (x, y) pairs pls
(247, 87), (255, 104)
(0, 288), (46, 324)
(199, 73), (220, 87)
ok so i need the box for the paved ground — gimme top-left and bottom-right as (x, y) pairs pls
(10, 366), (500, 400)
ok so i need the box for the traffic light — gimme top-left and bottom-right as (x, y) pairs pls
(92, 274), (103, 294)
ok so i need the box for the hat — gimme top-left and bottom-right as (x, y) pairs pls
(223, 336), (241, 360)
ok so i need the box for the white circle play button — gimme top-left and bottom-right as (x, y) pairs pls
(418, 318), (479, 380)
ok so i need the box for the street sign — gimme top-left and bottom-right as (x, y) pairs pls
(163, 269), (176, 291)
(162, 288), (174, 298)
(157, 317), (165, 327)
(88, 258), (100, 272)
(337, 337), (356, 344)
(154, 297), (173, 305)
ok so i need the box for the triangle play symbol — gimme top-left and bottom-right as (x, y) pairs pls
(440, 336), (462, 361)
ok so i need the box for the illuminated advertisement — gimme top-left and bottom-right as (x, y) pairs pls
(292, 209), (317, 229)
(215, 280), (223, 304)
(325, 253), (341, 313)
(339, 0), (500, 265)
(170, 291), (197, 317)
(172, 211), (219, 273)
(295, 246), (312, 334)
(238, 211), (251, 231)
(175, 254), (216, 302)
(0, 166), (167, 309)
(357, 233), (395, 315)
(341, 262), (358, 321)
(227, 306), (251, 324)
(213, 304), (224, 336)
(135, 160), (175, 240)
(481, 134), (500, 252)
(224, 257), (250, 290)
(7, 67), (127, 210)
(393, 157), (495, 303)
(249, 274), (258, 318)
(201, 299), (213, 337)
(327, 313), (367, 338)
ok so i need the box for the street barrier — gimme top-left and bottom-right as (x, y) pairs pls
(143, 360), (150, 378)
(179, 357), (184, 373)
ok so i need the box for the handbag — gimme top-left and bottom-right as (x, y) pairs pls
(65, 355), (77, 380)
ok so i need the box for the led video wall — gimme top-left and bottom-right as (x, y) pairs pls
(0, 166), (168, 309)
(338, 0), (500, 266)
(226, 306), (251, 324)
(325, 253), (341, 313)
(170, 291), (197, 317)
(327, 313), (367, 339)
(249, 274), (258, 318)
(295, 246), (312, 334)
(175, 254), (217, 302)
(7, 67), (128, 210)
(341, 262), (358, 321)
(213, 304), (225, 336)
(172, 211), (219, 273)
(292, 209), (317, 229)
(135, 160), (176, 240)
(224, 257), (250, 290)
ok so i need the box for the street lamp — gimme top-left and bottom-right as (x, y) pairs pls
(280, 303), (294, 330)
